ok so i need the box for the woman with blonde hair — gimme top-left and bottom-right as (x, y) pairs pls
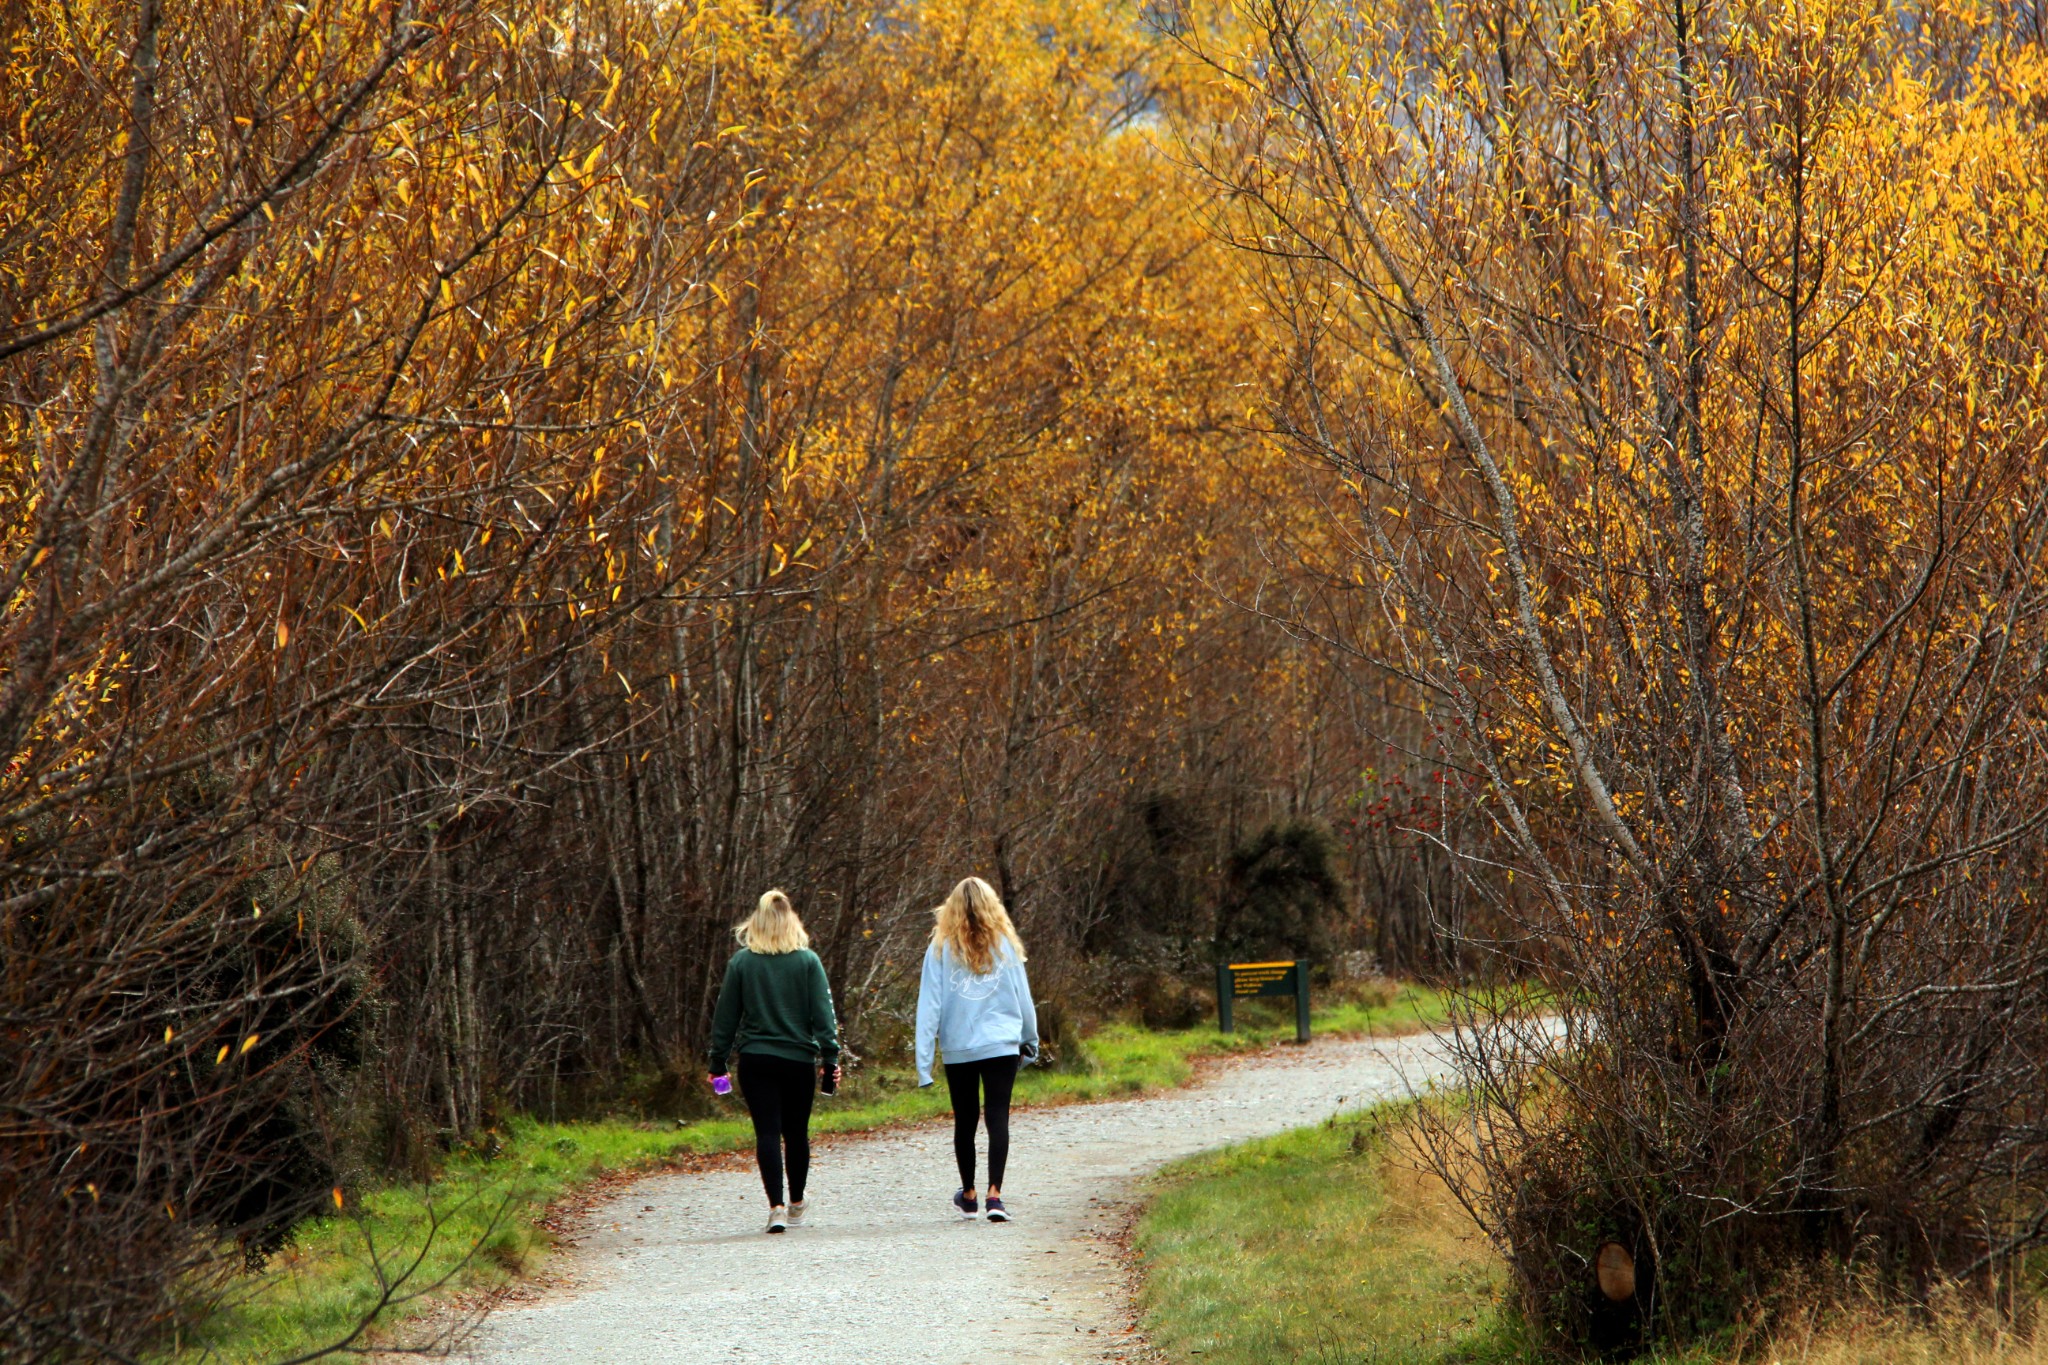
(915, 875), (1038, 1222)
(707, 889), (841, 1233)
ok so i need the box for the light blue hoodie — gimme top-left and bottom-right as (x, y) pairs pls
(915, 938), (1039, 1087)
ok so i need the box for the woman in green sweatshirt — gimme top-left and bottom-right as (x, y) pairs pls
(707, 889), (841, 1233)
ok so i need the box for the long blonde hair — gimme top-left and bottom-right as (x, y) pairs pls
(735, 888), (810, 955)
(931, 876), (1025, 976)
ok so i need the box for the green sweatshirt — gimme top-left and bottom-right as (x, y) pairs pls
(707, 947), (839, 1073)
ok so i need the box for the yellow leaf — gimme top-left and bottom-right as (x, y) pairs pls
(332, 1187), (345, 1210)
(275, 619), (289, 649)
(240, 1034), (259, 1055)
(215, 1045), (230, 1065)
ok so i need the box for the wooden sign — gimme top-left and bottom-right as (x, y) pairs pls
(1215, 960), (1311, 1042)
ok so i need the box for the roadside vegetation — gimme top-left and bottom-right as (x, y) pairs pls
(1202, 0), (2048, 1348)
(1137, 1105), (2047, 1365)
(1138, 1105), (1526, 1365)
(173, 984), (1449, 1363)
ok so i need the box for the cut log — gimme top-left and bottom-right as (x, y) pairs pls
(1596, 1241), (1636, 1302)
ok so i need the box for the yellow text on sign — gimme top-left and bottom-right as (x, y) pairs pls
(1228, 961), (1297, 996)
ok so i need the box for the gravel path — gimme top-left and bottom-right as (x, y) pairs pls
(461, 1031), (1458, 1365)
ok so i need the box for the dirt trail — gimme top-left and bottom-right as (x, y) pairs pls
(460, 1031), (1457, 1365)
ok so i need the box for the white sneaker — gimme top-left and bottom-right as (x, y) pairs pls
(766, 1206), (788, 1234)
(786, 1200), (807, 1226)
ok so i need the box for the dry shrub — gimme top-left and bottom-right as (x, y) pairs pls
(1402, 1102), (2048, 1364)
(1417, 995), (2048, 1355)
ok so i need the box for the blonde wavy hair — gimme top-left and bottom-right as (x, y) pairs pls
(931, 876), (1025, 976)
(735, 888), (810, 955)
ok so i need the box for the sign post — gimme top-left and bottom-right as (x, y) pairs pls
(1215, 960), (1311, 1043)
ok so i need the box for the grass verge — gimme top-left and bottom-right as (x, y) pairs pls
(173, 983), (1453, 1363)
(1136, 1104), (1529, 1365)
(1134, 1104), (2046, 1365)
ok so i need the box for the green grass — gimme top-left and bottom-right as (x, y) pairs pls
(173, 983), (1454, 1363)
(1136, 1105), (1536, 1365)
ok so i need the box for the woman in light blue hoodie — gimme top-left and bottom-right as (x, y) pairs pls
(915, 876), (1038, 1222)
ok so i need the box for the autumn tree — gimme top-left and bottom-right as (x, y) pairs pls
(1199, 0), (2048, 1343)
(1, 0), (1397, 1355)
(1, 0), (803, 1352)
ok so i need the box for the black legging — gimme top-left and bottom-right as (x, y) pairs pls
(737, 1053), (816, 1206)
(944, 1053), (1019, 1192)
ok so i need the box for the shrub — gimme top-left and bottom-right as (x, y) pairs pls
(1132, 970), (1214, 1030)
(1032, 998), (1098, 1075)
(1213, 820), (1343, 966)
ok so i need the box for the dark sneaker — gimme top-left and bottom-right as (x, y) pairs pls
(952, 1188), (979, 1219)
(985, 1196), (1009, 1222)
